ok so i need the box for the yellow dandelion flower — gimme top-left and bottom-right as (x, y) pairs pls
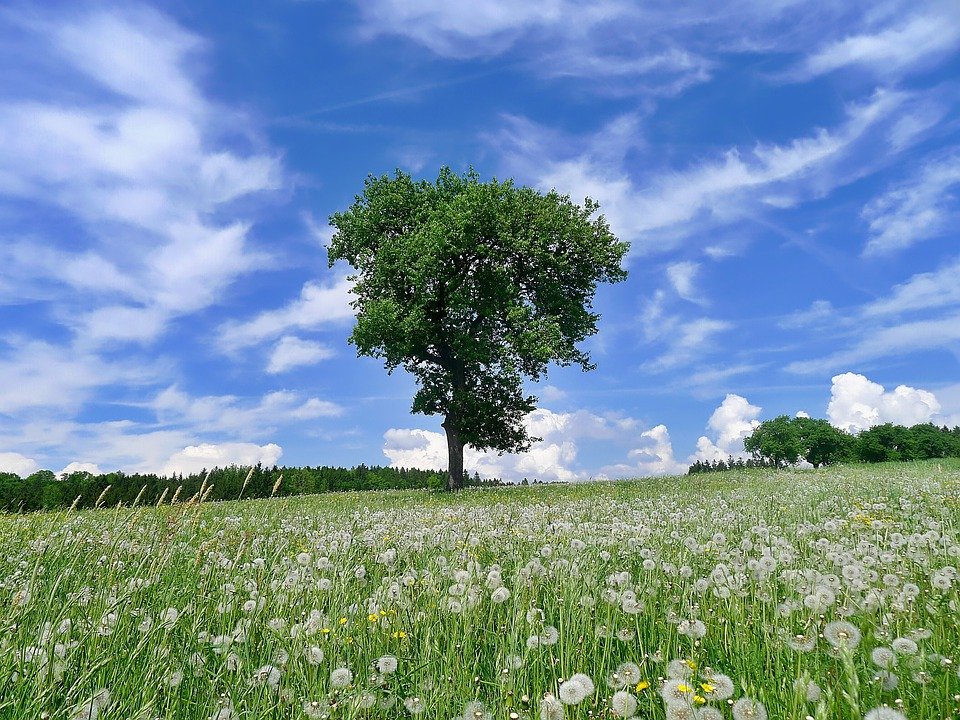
(635, 680), (651, 692)
(700, 682), (716, 693)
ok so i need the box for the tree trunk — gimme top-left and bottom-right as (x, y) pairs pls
(443, 418), (464, 491)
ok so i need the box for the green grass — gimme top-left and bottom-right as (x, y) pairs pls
(1, 461), (959, 719)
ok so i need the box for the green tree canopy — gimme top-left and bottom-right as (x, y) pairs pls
(744, 415), (803, 468)
(328, 167), (628, 489)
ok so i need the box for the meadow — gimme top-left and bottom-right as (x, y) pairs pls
(1, 461), (958, 720)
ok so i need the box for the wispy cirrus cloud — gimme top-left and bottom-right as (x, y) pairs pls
(0, 5), (283, 346)
(786, 256), (960, 374)
(796, 10), (960, 80)
(861, 151), (960, 256)
(217, 275), (354, 352)
(351, 0), (908, 96)
(491, 89), (921, 254)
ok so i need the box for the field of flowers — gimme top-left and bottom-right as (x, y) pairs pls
(1, 461), (959, 720)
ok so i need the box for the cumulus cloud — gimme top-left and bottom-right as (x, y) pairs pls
(160, 442), (282, 476)
(266, 336), (335, 374)
(0, 452), (39, 477)
(59, 461), (101, 476)
(383, 407), (639, 482)
(599, 424), (687, 478)
(827, 372), (941, 433)
(691, 394), (762, 462)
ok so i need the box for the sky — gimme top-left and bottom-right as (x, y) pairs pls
(0, 0), (958, 481)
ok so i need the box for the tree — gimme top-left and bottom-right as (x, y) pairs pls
(744, 415), (802, 468)
(794, 417), (853, 467)
(329, 167), (628, 490)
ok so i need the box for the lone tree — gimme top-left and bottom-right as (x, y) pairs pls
(328, 167), (628, 490)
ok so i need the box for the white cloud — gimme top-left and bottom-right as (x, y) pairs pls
(218, 276), (354, 351)
(647, 318), (731, 370)
(786, 312), (960, 375)
(539, 384), (568, 402)
(160, 442), (283, 476)
(0, 340), (157, 414)
(383, 407), (639, 482)
(152, 386), (343, 438)
(862, 153), (960, 255)
(827, 372), (941, 433)
(691, 394), (762, 462)
(267, 336), (336, 374)
(786, 255), (960, 374)
(0, 6), (283, 345)
(600, 424), (687, 478)
(800, 13), (960, 79)
(862, 256), (960, 316)
(779, 299), (835, 329)
(354, 1), (899, 97)
(494, 90), (907, 254)
(59, 461), (101, 476)
(666, 261), (701, 302)
(0, 452), (39, 477)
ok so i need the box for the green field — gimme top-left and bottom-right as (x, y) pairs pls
(2, 461), (959, 719)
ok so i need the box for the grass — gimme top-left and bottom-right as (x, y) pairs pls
(1, 460), (959, 719)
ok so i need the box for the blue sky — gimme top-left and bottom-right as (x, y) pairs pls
(1, 0), (958, 480)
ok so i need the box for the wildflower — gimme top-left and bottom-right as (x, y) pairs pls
(558, 674), (594, 705)
(209, 699), (234, 720)
(164, 670), (184, 688)
(660, 678), (694, 704)
(303, 699), (330, 718)
(823, 621), (862, 650)
(250, 664), (281, 688)
(305, 646), (324, 665)
(787, 631), (816, 652)
(330, 667), (352, 688)
(864, 708), (907, 720)
(610, 690), (638, 717)
(539, 693), (564, 720)
(871, 647), (897, 668)
(492, 586), (511, 604)
(69, 689), (111, 720)
(377, 655), (398, 673)
(700, 672), (734, 700)
(462, 700), (491, 720)
(403, 696), (426, 714)
(677, 619), (707, 639)
(891, 637), (918, 655)
(698, 708), (724, 720)
(732, 697), (767, 720)
(793, 678), (821, 702)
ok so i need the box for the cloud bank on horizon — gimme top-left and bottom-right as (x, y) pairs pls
(0, 1), (957, 479)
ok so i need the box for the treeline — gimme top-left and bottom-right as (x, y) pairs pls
(687, 456), (778, 475)
(734, 416), (960, 470)
(0, 464), (504, 513)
